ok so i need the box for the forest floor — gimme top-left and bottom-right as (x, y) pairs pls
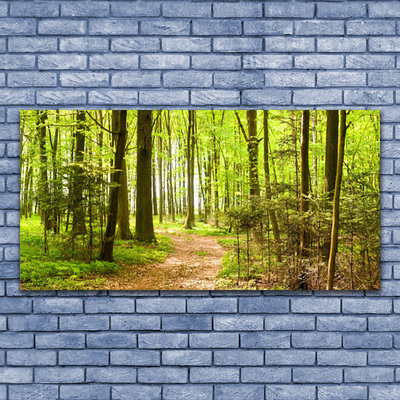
(104, 229), (226, 290)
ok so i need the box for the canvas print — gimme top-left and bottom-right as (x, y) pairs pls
(20, 110), (380, 291)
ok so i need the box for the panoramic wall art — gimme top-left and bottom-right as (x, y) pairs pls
(20, 110), (380, 291)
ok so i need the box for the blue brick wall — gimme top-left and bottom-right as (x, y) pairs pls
(0, 1), (399, 398)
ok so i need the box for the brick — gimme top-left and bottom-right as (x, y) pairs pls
(38, 54), (86, 70)
(62, 2), (110, 17)
(86, 367), (136, 383)
(0, 262), (19, 278)
(0, 333), (33, 348)
(11, 2), (59, 17)
(369, 316), (400, 331)
(34, 298), (82, 314)
(214, 38), (262, 53)
(60, 38), (108, 53)
(60, 315), (109, 331)
(381, 194), (393, 209)
(139, 333), (187, 349)
(317, 316), (366, 331)
(193, 20), (241, 36)
(0, 55), (35, 70)
(369, 350), (400, 365)
(0, 297), (31, 313)
(90, 19), (138, 35)
(140, 90), (188, 106)
(370, 38), (400, 53)
(141, 55), (189, 70)
(187, 298), (236, 313)
(0, 160), (19, 174)
(292, 333), (341, 349)
(163, 71), (211, 88)
(242, 367), (291, 383)
(163, 385), (212, 400)
(8, 315), (57, 331)
(347, 20), (395, 36)
(241, 332), (290, 349)
(343, 299), (391, 314)
(296, 55), (344, 70)
(163, 2), (210, 18)
(89, 89), (138, 105)
(141, 21), (189, 36)
(112, 2), (159, 18)
(318, 385), (367, 400)
(317, 3), (366, 18)
(0, 368), (32, 383)
(112, 38), (160, 52)
(189, 333), (239, 348)
(214, 315), (263, 331)
(110, 350), (159, 366)
(318, 38), (366, 53)
(112, 385), (161, 400)
(59, 350), (109, 366)
(60, 73), (109, 88)
(265, 72), (315, 88)
(162, 315), (211, 331)
(369, 3), (400, 18)
(162, 38), (211, 53)
(9, 385), (58, 400)
(345, 90), (393, 105)
(318, 71), (365, 87)
(369, 71), (400, 87)
(214, 349), (263, 366)
(39, 19), (85, 35)
(0, 227), (19, 243)
(192, 55), (241, 70)
(60, 385), (110, 400)
(138, 367), (187, 383)
(292, 298), (340, 313)
(214, 385), (264, 400)
(265, 315), (314, 331)
(264, 2), (314, 18)
(293, 367), (342, 383)
(265, 386), (316, 400)
(243, 89), (291, 106)
(214, 72), (263, 89)
(162, 350), (211, 366)
(9, 72), (55, 89)
(244, 21), (292, 36)
(35, 367), (84, 383)
(318, 350), (366, 366)
(190, 367), (239, 383)
(0, 316), (5, 330)
(265, 350), (315, 366)
(111, 315), (160, 330)
(7, 349), (56, 366)
(87, 332), (137, 348)
(4, 246), (19, 261)
(90, 54), (138, 70)
(85, 298), (135, 313)
(213, 3), (262, 18)
(345, 367), (393, 383)
(112, 71), (160, 88)
(294, 89), (342, 105)
(239, 297), (289, 313)
(9, 37), (57, 53)
(346, 55), (395, 69)
(343, 333), (392, 349)
(191, 90), (240, 106)
(5, 176), (19, 192)
(0, 19), (36, 36)
(295, 20), (344, 36)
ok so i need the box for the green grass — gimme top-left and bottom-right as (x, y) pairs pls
(20, 216), (173, 290)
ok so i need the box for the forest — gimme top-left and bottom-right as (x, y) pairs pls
(20, 109), (380, 291)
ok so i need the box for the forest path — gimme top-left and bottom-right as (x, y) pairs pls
(105, 230), (225, 290)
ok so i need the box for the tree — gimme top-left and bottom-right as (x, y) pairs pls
(117, 149), (133, 240)
(134, 110), (156, 243)
(299, 110), (310, 290)
(100, 110), (128, 261)
(184, 110), (195, 229)
(326, 110), (347, 290)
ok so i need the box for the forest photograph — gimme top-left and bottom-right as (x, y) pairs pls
(20, 109), (380, 291)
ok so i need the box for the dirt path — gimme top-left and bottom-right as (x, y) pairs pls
(104, 231), (225, 290)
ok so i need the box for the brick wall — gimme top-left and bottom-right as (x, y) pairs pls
(0, 1), (399, 399)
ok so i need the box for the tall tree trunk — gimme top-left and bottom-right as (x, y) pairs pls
(157, 111), (163, 223)
(166, 111), (175, 222)
(323, 110), (339, 260)
(100, 110), (128, 261)
(299, 110), (310, 290)
(73, 110), (87, 235)
(117, 155), (133, 240)
(263, 111), (282, 263)
(247, 110), (260, 197)
(326, 110), (347, 290)
(184, 110), (195, 229)
(152, 158), (158, 216)
(134, 110), (156, 243)
(312, 110), (318, 194)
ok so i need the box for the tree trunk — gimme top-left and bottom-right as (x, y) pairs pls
(152, 158), (158, 215)
(299, 110), (310, 290)
(326, 110), (347, 290)
(184, 110), (195, 229)
(100, 110), (128, 261)
(166, 111), (175, 222)
(72, 110), (87, 235)
(117, 155), (133, 240)
(263, 111), (282, 263)
(157, 111), (163, 223)
(134, 110), (156, 243)
(247, 110), (260, 197)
